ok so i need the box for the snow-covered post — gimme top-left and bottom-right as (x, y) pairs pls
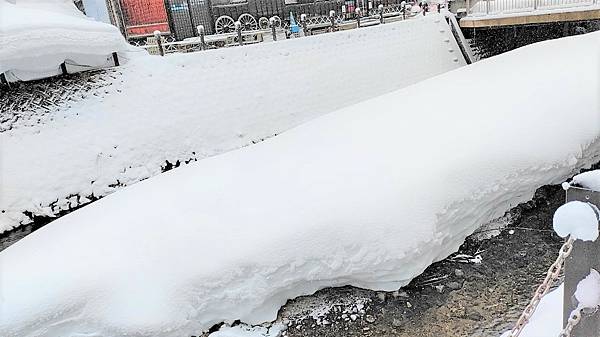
(197, 25), (206, 50)
(153, 30), (164, 56)
(378, 4), (384, 23)
(300, 14), (308, 36)
(329, 10), (336, 31)
(401, 1), (406, 19)
(235, 21), (243, 46)
(355, 7), (361, 27)
(269, 17), (277, 41)
(562, 184), (600, 336)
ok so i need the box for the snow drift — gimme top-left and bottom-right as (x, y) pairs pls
(1, 31), (599, 337)
(0, 14), (465, 231)
(0, 0), (127, 81)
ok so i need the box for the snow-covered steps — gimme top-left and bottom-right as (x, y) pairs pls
(1, 31), (599, 337)
(0, 14), (466, 232)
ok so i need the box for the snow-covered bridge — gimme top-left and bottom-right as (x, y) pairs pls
(460, 0), (600, 28)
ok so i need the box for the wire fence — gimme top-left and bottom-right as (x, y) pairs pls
(107, 0), (403, 41)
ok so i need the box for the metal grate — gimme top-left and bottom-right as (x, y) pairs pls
(0, 70), (122, 133)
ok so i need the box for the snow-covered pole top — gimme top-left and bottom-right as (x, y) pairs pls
(553, 201), (599, 241)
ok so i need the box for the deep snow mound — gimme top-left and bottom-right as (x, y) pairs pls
(0, 14), (465, 231)
(1, 32), (599, 337)
(0, 0), (128, 82)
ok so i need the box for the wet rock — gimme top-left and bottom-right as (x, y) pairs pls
(447, 282), (462, 290)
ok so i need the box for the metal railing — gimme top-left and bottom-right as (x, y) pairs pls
(466, 0), (598, 16)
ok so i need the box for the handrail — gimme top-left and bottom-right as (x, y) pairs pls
(466, 0), (597, 17)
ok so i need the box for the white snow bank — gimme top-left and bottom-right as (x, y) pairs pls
(208, 324), (285, 337)
(572, 170), (600, 191)
(0, 0), (128, 81)
(575, 269), (600, 310)
(553, 201), (599, 241)
(1, 32), (600, 337)
(501, 285), (564, 337)
(0, 14), (465, 231)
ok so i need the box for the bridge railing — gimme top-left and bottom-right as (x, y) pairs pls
(466, 0), (598, 16)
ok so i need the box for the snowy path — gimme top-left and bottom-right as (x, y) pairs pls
(0, 14), (465, 231)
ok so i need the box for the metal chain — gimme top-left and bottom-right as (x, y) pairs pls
(559, 308), (583, 337)
(507, 236), (575, 337)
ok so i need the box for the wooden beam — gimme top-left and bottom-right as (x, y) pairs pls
(460, 8), (600, 28)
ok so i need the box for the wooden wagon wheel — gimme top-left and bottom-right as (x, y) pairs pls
(215, 15), (235, 34)
(270, 15), (282, 28)
(238, 13), (258, 31)
(258, 17), (269, 29)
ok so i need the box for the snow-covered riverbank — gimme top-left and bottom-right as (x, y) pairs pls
(1, 31), (599, 337)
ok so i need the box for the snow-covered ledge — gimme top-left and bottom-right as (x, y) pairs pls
(0, 0), (128, 82)
(1, 31), (599, 337)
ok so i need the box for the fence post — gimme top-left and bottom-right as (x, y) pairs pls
(60, 62), (68, 75)
(235, 21), (243, 46)
(486, 0), (490, 14)
(112, 52), (120, 66)
(154, 30), (165, 56)
(300, 14), (308, 36)
(197, 25), (206, 50)
(534, 0), (538, 10)
(466, 0), (471, 15)
(329, 10), (336, 31)
(270, 17), (277, 41)
(563, 186), (600, 336)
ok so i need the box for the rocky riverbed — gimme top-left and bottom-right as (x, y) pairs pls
(251, 183), (568, 337)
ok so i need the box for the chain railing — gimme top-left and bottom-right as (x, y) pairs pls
(508, 237), (575, 337)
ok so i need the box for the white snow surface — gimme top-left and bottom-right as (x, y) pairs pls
(500, 285), (564, 337)
(0, 0), (128, 81)
(575, 269), (600, 310)
(572, 169), (600, 191)
(553, 201), (599, 241)
(0, 14), (465, 231)
(208, 324), (284, 337)
(1, 32), (600, 337)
